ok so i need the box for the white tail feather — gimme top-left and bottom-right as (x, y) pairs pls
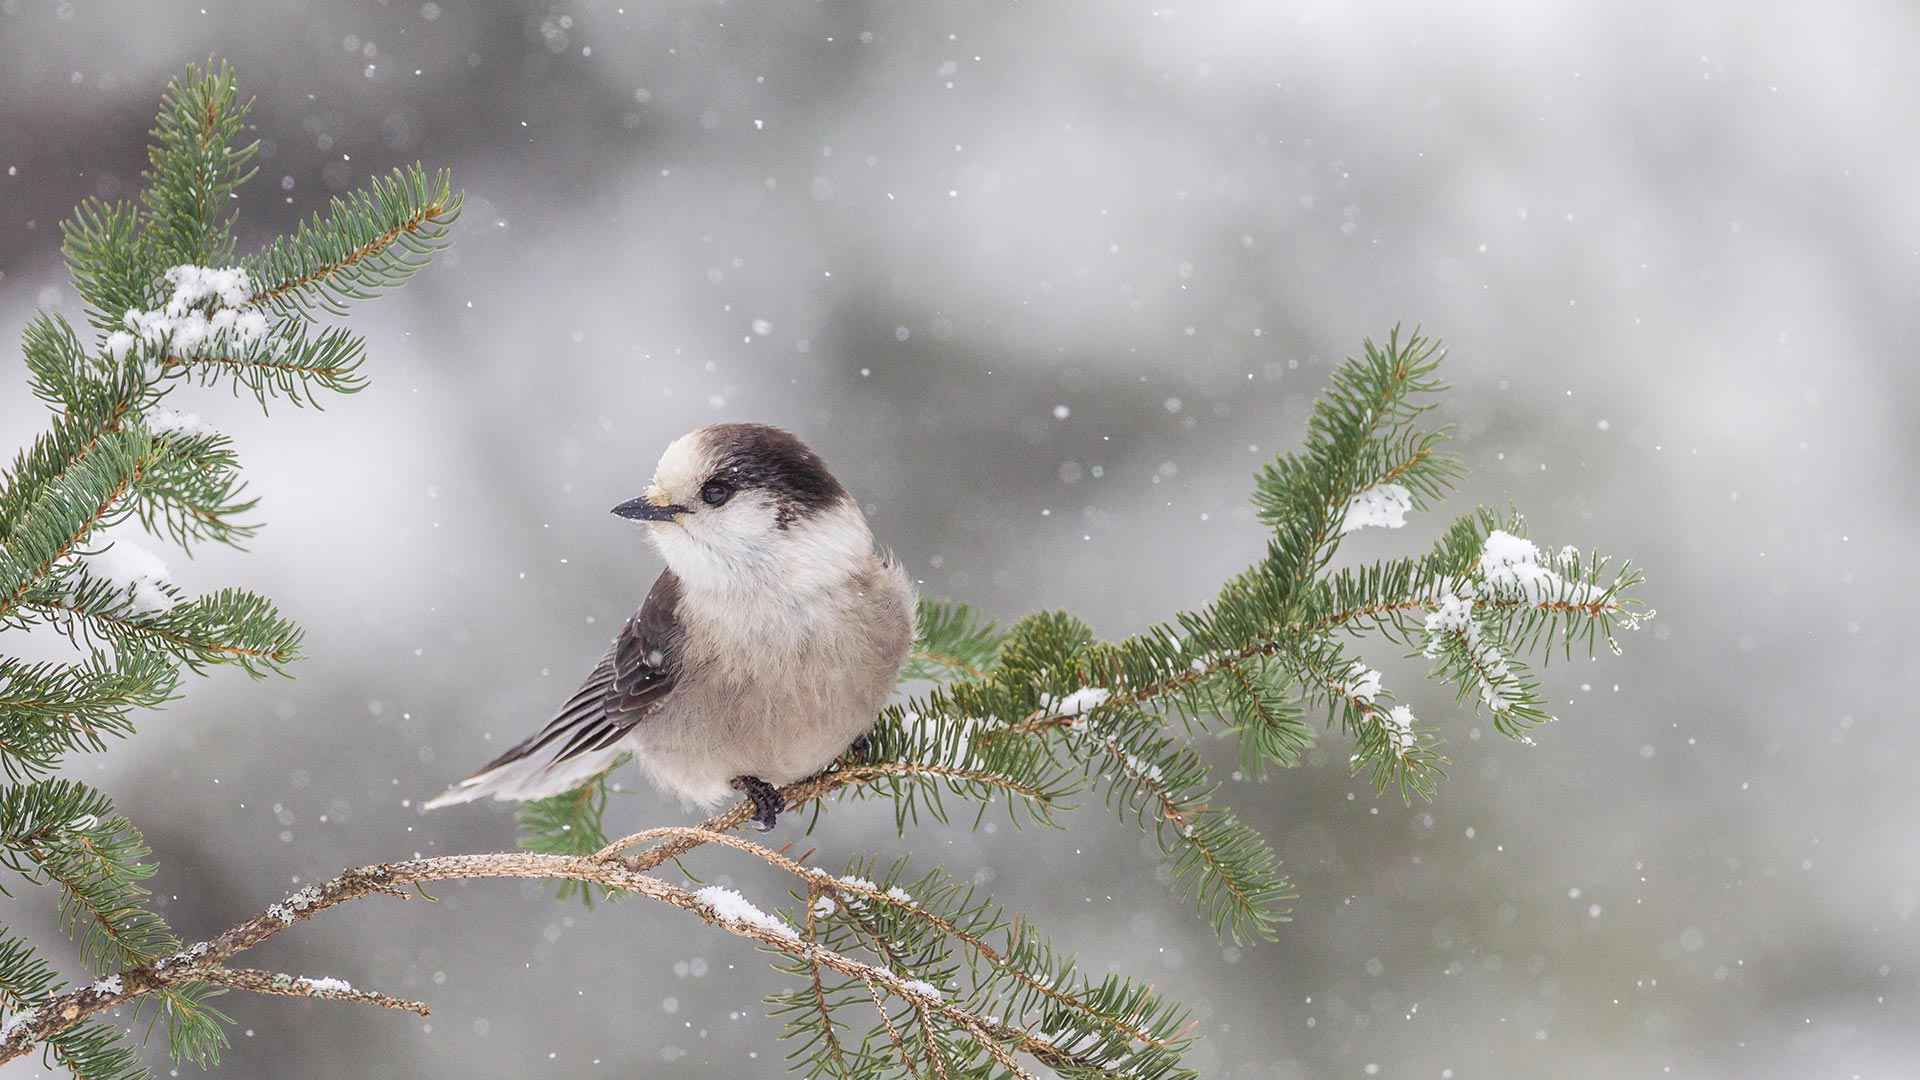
(421, 742), (630, 810)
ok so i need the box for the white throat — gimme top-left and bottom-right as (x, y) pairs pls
(649, 498), (873, 611)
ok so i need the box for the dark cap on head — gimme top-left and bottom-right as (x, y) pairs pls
(702, 423), (848, 526)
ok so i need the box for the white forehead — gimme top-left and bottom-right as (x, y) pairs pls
(652, 428), (716, 493)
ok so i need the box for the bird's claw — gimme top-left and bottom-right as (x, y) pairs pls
(736, 775), (782, 832)
(846, 733), (873, 765)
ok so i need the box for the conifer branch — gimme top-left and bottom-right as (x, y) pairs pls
(857, 976), (917, 1076)
(903, 601), (1004, 682)
(156, 325), (369, 406)
(606, 827), (1190, 1052)
(0, 427), (152, 623)
(0, 656), (176, 781)
(3, 771), (1199, 1075)
(139, 60), (256, 269)
(21, 583), (302, 675)
(241, 166), (461, 317)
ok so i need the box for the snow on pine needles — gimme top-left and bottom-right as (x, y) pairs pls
(81, 538), (173, 613)
(1339, 482), (1415, 534)
(109, 264), (269, 364)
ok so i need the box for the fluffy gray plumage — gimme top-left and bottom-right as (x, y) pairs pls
(424, 423), (916, 815)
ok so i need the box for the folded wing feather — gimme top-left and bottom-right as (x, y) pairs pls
(422, 570), (684, 808)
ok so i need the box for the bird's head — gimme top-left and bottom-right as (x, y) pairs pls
(613, 423), (871, 593)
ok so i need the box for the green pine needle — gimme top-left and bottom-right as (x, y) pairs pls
(903, 599), (1005, 683)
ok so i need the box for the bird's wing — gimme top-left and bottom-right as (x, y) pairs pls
(550, 568), (684, 760)
(422, 570), (683, 807)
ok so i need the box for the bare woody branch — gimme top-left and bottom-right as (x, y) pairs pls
(195, 968), (430, 1017)
(0, 766), (1121, 1074)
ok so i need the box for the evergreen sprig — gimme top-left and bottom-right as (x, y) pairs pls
(0, 656), (177, 782)
(0, 60), (459, 1074)
(22, 574), (303, 676)
(162, 323), (373, 407)
(901, 600), (1005, 683)
(242, 165), (459, 318)
(139, 61), (257, 271)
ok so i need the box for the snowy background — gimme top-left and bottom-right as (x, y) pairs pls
(3, 3), (1916, 1078)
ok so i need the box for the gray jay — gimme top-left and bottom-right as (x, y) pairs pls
(424, 423), (916, 830)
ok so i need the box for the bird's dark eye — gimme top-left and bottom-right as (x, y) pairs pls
(699, 480), (734, 507)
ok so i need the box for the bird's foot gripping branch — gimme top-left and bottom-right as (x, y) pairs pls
(0, 62), (1647, 1080)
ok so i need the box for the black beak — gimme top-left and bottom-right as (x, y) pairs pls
(611, 496), (689, 522)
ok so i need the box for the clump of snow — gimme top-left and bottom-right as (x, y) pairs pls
(1052, 687), (1113, 714)
(2, 1008), (38, 1040)
(1337, 660), (1383, 704)
(267, 903), (295, 924)
(1116, 747), (1164, 783)
(1042, 687), (1111, 719)
(883, 886), (914, 904)
(836, 874), (878, 892)
(1467, 639), (1516, 713)
(297, 976), (353, 995)
(1478, 530), (1599, 605)
(1422, 581), (1478, 659)
(104, 330), (136, 363)
(153, 941), (210, 973)
(121, 264), (269, 358)
(694, 885), (798, 940)
(900, 979), (944, 1001)
(1417, 533), (1607, 714)
(1339, 483), (1414, 534)
(165, 265), (254, 309)
(84, 540), (173, 613)
(1422, 530), (1617, 669)
(90, 976), (122, 996)
(148, 407), (216, 437)
(811, 895), (837, 917)
(1422, 582), (1475, 641)
(1384, 705), (1418, 754)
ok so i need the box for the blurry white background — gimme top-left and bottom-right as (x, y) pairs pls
(2, 2), (1915, 1077)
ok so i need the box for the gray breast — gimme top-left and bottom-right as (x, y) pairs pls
(635, 552), (915, 806)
